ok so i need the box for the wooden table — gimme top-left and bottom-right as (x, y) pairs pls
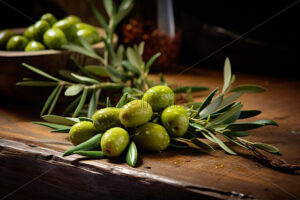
(1, 69), (300, 200)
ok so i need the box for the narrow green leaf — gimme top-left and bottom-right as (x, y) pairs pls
(41, 85), (60, 116)
(196, 88), (218, 117)
(70, 56), (99, 80)
(145, 52), (161, 73)
(222, 111), (241, 124)
(116, 93), (129, 108)
(200, 95), (223, 118)
(42, 115), (77, 126)
(71, 73), (100, 84)
(58, 69), (80, 82)
(239, 110), (261, 119)
(107, 65), (128, 81)
(218, 92), (243, 109)
(253, 143), (280, 154)
(214, 102), (235, 114)
(63, 95), (81, 115)
(122, 60), (140, 74)
(222, 57), (232, 93)
(126, 47), (141, 69)
(51, 128), (71, 133)
(138, 41), (144, 56)
(65, 85), (83, 96)
(222, 135), (248, 149)
(85, 65), (109, 77)
(16, 81), (58, 87)
(88, 89), (97, 118)
(189, 122), (205, 131)
(208, 102), (243, 127)
(173, 86), (208, 94)
(106, 97), (112, 107)
(254, 119), (278, 126)
(103, 0), (114, 17)
(226, 122), (264, 131)
(79, 117), (93, 122)
(160, 73), (165, 83)
(116, 45), (124, 66)
(224, 131), (249, 137)
(168, 139), (189, 149)
(126, 141), (138, 167)
(73, 88), (88, 117)
(116, 0), (134, 24)
(230, 84), (266, 93)
(48, 85), (63, 114)
(74, 150), (105, 158)
(191, 138), (215, 152)
(32, 122), (71, 130)
(78, 36), (95, 54)
(22, 63), (60, 82)
(88, 0), (108, 30)
(204, 130), (236, 155)
(201, 131), (216, 143)
(63, 133), (102, 156)
(62, 44), (105, 64)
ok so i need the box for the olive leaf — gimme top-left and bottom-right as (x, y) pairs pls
(116, 93), (129, 108)
(51, 128), (71, 133)
(116, 0), (134, 24)
(79, 117), (93, 122)
(70, 56), (99, 79)
(42, 115), (77, 126)
(222, 57), (232, 93)
(224, 131), (249, 137)
(65, 85), (83, 96)
(122, 60), (140, 75)
(200, 95), (223, 119)
(191, 138), (215, 152)
(48, 85), (63, 114)
(16, 81), (58, 87)
(145, 52), (161, 73)
(226, 122), (264, 131)
(239, 110), (261, 119)
(169, 139), (189, 149)
(63, 95), (81, 115)
(195, 88), (218, 117)
(22, 63), (61, 82)
(103, 0), (114, 17)
(85, 65), (109, 77)
(75, 151), (106, 158)
(41, 85), (60, 116)
(71, 73), (100, 84)
(87, 0), (108, 30)
(253, 143), (280, 154)
(32, 122), (71, 130)
(73, 88), (88, 117)
(230, 84), (266, 93)
(126, 141), (138, 167)
(218, 92), (243, 109)
(254, 119), (278, 126)
(106, 97), (112, 107)
(58, 69), (80, 82)
(88, 89), (99, 118)
(126, 47), (142, 70)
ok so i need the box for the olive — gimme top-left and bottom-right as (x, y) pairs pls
(142, 85), (174, 112)
(29, 20), (51, 41)
(64, 15), (81, 24)
(43, 28), (68, 49)
(25, 40), (45, 51)
(134, 123), (170, 151)
(53, 19), (77, 41)
(161, 105), (189, 137)
(6, 35), (28, 51)
(101, 127), (130, 157)
(0, 30), (14, 49)
(119, 100), (152, 127)
(76, 22), (97, 32)
(69, 121), (98, 146)
(76, 29), (98, 44)
(40, 13), (57, 26)
(92, 107), (122, 132)
(24, 25), (35, 40)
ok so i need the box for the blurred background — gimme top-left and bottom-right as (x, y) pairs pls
(0, 0), (299, 78)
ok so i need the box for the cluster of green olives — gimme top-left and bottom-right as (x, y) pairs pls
(0, 13), (101, 51)
(68, 85), (190, 158)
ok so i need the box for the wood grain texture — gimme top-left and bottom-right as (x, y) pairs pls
(1, 69), (300, 200)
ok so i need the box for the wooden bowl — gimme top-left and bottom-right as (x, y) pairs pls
(0, 27), (117, 101)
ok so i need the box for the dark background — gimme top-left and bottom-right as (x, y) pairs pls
(0, 0), (299, 78)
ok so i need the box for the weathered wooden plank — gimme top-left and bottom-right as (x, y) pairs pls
(1, 69), (300, 200)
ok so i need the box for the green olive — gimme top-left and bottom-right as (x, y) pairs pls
(64, 15), (81, 24)
(69, 121), (98, 146)
(25, 40), (45, 51)
(101, 127), (130, 157)
(161, 105), (189, 137)
(119, 100), (153, 127)
(142, 85), (175, 112)
(92, 107), (122, 132)
(6, 35), (28, 51)
(30, 20), (50, 41)
(43, 28), (68, 49)
(0, 30), (15, 49)
(40, 13), (57, 26)
(134, 123), (170, 151)
(53, 19), (77, 41)
(76, 22), (97, 32)
(24, 25), (35, 40)
(76, 29), (94, 44)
